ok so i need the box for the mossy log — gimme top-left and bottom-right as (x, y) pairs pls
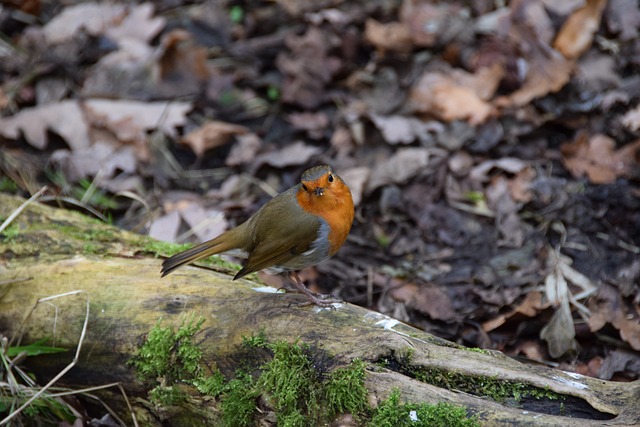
(0, 193), (639, 426)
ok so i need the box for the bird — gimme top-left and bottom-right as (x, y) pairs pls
(161, 165), (354, 306)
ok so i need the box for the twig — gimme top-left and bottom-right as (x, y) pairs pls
(0, 186), (47, 234)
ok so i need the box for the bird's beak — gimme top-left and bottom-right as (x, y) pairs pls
(314, 187), (324, 196)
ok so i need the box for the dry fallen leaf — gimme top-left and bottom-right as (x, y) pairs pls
(508, 166), (536, 203)
(621, 104), (640, 131)
(482, 291), (547, 332)
(606, 0), (640, 42)
(561, 133), (640, 184)
(287, 111), (330, 139)
(469, 157), (529, 183)
(276, 27), (341, 109)
(554, 0), (607, 59)
(84, 99), (192, 142)
(49, 140), (137, 182)
(495, 1), (574, 107)
(180, 204), (228, 243)
(540, 297), (579, 358)
(0, 100), (89, 150)
(369, 114), (441, 145)
(340, 166), (370, 206)
(485, 176), (525, 247)
(390, 282), (459, 322)
(226, 134), (263, 167)
(366, 147), (431, 193)
(181, 121), (249, 158)
(254, 141), (322, 169)
(589, 283), (640, 351)
(364, 19), (413, 54)
(148, 210), (181, 242)
(42, 2), (126, 44)
(539, 248), (597, 358)
(104, 2), (165, 45)
(409, 65), (501, 125)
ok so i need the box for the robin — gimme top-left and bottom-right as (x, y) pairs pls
(161, 165), (355, 306)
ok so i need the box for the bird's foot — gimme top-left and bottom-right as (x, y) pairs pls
(286, 272), (342, 307)
(292, 294), (342, 308)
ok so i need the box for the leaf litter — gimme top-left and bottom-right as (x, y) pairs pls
(0, 0), (639, 390)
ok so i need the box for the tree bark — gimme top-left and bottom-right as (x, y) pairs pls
(0, 193), (638, 426)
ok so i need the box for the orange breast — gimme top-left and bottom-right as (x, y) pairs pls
(296, 180), (354, 255)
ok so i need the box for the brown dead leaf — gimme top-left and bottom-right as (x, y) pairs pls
(597, 349), (640, 380)
(469, 157), (529, 182)
(482, 291), (547, 332)
(554, 0), (607, 59)
(255, 141), (322, 169)
(512, 339), (547, 362)
(399, 0), (470, 48)
(364, 19), (413, 54)
(366, 147), (431, 193)
(148, 210), (181, 242)
(104, 3), (165, 45)
(540, 297), (579, 358)
(340, 167), (370, 206)
(81, 39), (154, 99)
(49, 140), (136, 182)
(0, 100), (89, 150)
(369, 114), (441, 145)
(391, 283), (459, 321)
(276, 27), (341, 109)
(486, 176), (525, 247)
(287, 112), (330, 139)
(42, 2), (126, 44)
(181, 121), (249, 158)
(226, 134), (263, 167)
(84, 99), (192, 143)
(539, 248), (596, 357)
(508, 166), (536, 203)
(606, 0), (640, 42)
(561, 133), (640, 184)
(621, 105), (640, 131)
(409, 65), (501, 125)
(157, 29), (209, 92)
(588, 283), (640, 351)
(495, 1), (574, 107)
(180, 205), (228, 243)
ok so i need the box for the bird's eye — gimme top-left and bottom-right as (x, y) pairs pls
(327, 174), (334, 183)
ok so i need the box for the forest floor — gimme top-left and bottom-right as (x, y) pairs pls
(1, 0), (639, 387)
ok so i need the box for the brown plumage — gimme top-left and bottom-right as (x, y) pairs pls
(161, 165), (354, 305)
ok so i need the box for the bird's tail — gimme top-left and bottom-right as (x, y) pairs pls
(160, 230), (241, 277)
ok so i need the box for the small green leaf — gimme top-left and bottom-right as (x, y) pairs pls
(7, 338), (67, 357)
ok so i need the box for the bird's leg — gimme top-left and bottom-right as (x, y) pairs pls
(287, 272), (342, 307)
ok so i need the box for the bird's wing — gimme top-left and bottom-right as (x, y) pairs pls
(234, 193), (322, 279)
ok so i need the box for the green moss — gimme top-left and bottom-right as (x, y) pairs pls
(220, 371), (259, 427)
(241, 330), (269, 348)
(130, 329), (369, 425)
(260, 340), (322, 424)
(129, 314), (205, 405)
(325, 359), (368, 419)
(370, 389), (479, 427)
(149, 386), (186, 406)
(465, 347), (489, 354)
(378, 352), (563, 405)
(193, 370), (227, 397)
(82, 242), (101, 253)
(0, 176), (18, 193)
(1, 223), (20, 242)
(141, 239), (193, 258)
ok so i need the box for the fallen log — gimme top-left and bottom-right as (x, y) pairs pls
(0, 193), (638, 426)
